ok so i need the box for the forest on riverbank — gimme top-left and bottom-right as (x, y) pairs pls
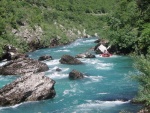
(105, 1), (150, 111)
(0, 0), (150, 111)
(0, 0), (116, 56)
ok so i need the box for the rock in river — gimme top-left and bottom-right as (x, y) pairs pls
(59, 55), (82, 64)
(69, 69), (84, 80)
(0, 57), (49, 75)
(38, 55), (53, 61)
(0, 72), (56, 106)
(75, 53), (95, 58)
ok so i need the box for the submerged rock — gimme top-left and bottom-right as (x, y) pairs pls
(0, 57), (49, 75)
(94, 39), (101, 43)
(0, 72), (56, 106)
(59, 55), (82, 64)
(69, 69), (84, 80)
(75, 53), (95, 58)
(38, 55), (53, 61)
(56, 68), (62, 72)
(85, 53), (95, 58)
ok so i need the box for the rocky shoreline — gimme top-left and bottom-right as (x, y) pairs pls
(0, 41), (85, 106)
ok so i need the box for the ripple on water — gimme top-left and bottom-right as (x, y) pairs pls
(77, 100), (130, 110)
(81, 58), (114, 70)
(63, 85), (84, 96)
(0, 101), (38, 110)
(47, 72), (68, 79)
(45, 59), (60, 66)
(84, 75), (104, 84)
(54, 49), (70, 53)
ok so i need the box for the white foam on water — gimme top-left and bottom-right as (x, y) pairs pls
(63, 83), (85, 96)
(0, 101), (37, 110)
(84, 75), (103, 84)
(80, 58), (101, 64)
(46, 66), (59, 73)
(0, 104), (20, 110)
(97, 92), (109, 95)
(70, 42), (82, 48)
(61, 68), (70, 72)
(77, 100), (130, 109)
(54, 49), (70, 52)
(45, 59), (60, 66)
(63, 38), (96, 49)
(47, 66), (69, 73)
(96, 54), (120, 58)
(0, 61), (7, 66)
(81, 59), (113, 70)
(63, 87), (84, 96)
(63, 39), (83, 49)
(82, 39), (97, 43)
(47, 72), (68, 79)
(95, 63), (113, 70)
(63, 88), (76, 96)
(88, 76), (103, 82)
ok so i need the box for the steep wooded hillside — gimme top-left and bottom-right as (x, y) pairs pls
(0, 0), (116, 56)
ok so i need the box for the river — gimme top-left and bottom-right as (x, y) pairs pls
(0, 37), (142, 113)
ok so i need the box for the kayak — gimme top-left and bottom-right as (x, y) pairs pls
(100, 53), (112, 57)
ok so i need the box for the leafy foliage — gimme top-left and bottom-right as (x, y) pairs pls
(133, 53), (150, 105)
(102, 0), (150, 107)
(0, 0), (117, 57)
(103, 0), (150, 55)
(0, 0), (149, 56)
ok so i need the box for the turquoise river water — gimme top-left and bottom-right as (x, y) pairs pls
(0, 38), (142, 113)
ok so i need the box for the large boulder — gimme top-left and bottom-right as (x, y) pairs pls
(0, 72), (56, 106)
(59, 55), (82, 64)
(0, 57), (49, 75)
(69, 69), (84, 80)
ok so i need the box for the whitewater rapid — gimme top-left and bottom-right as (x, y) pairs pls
(0, 37), (142, 113)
